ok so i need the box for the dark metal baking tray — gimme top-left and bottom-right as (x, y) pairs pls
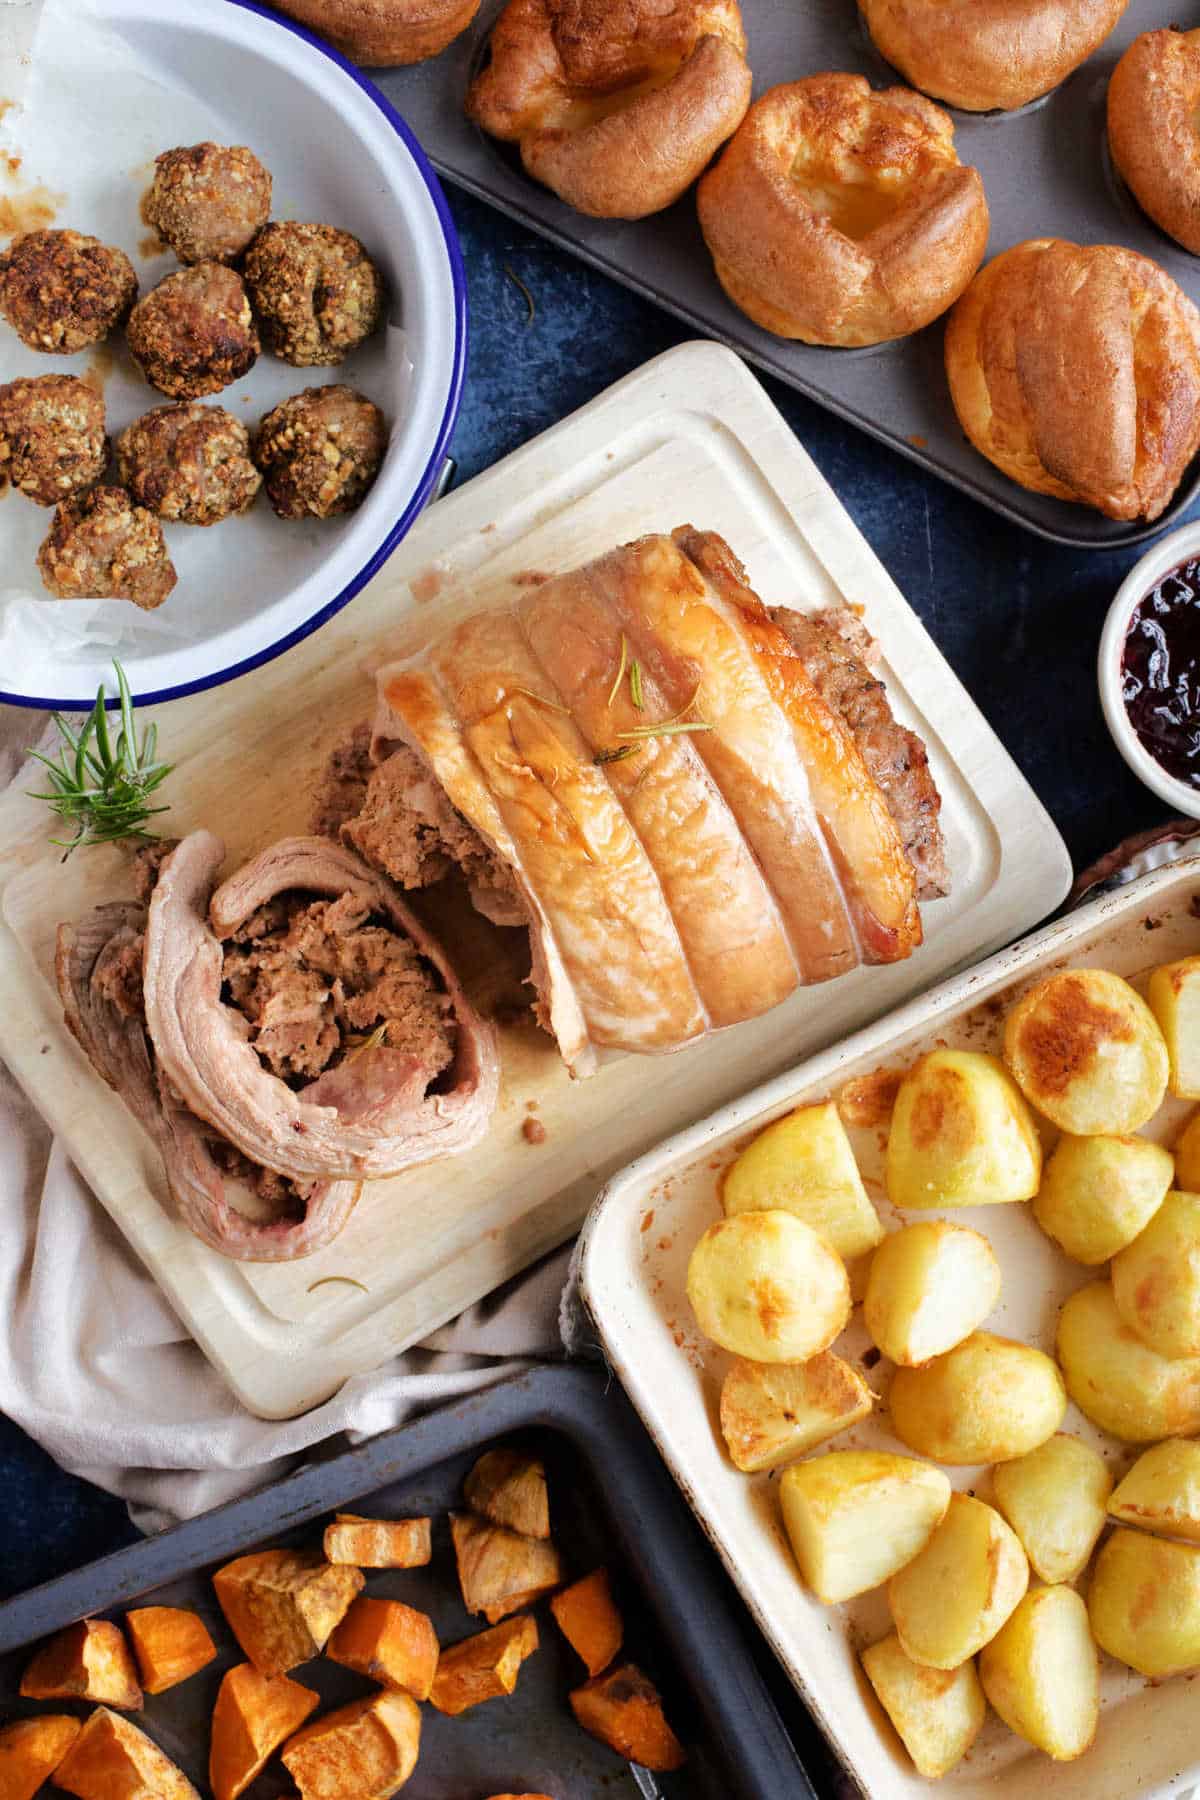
(0, 1367), (818, 1800)
(372, 0), (1200, 550)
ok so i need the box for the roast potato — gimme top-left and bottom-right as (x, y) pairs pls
(889, 1332), (1066, 1464)
(1057, 1280), (1200, 1441)
(685, 1211), (850, 1362)
(1111, 1189), (1200, 1360)
(1108, 1438), (1200, 1541)
(888, 1494), (1028, 1669)
(1147, 956), (1200, 1098)
(1003, 968), (1168, 1135)
(886, 1050), (1042, 1210)
(979, 1586), (1099, 1761)
(1175, 1109), (1200, 1190)
(1032, 1132), (1173, 1265)
(779, 1450), (950, 1604)
(722, 1101), (883, 1259)
(863, 1220), (1001, 1366)
(991, 1434), (1112, 1584)
(719, 1352), (873, 1472)
(1089, 1526), (1200, 1676)
(860, 1632), (986, 1780)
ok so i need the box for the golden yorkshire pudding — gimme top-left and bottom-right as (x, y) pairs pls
(861, 0), (1129, 112)
(271, 0), (480, 65)
(1108, 29), (1200, 255)
(696, 75), (989, 347)
(465, 0), (752, 220)
(945, 239), (1200, 522)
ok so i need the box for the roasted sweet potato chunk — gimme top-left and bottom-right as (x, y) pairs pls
(464, 1449), (551, 1540)
(213, 1548), (363, 1675)
(281, 1690), (420, 1799)
(52, 1707), (199, 1800)
(326, 1595), (439, 1702)
(209, 1662), (320, 1800)
(550, 1569), (623, 1678)
(322, 1515), (432, 1569)
(450, 1513), (562, 1624)
(570, 1664), (686, 1772)
(19, 1619), (141, 1709)
(125, 1606), (217, 1695)
(0, 1714), (82, 1800)
(429, 1615), (539, 1717)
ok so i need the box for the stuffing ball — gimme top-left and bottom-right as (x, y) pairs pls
(253, 384), (387, 519)
(0, 373), (107, 505)
(117, 402), (261, 525)
(0, 228), (137, 354)
(243, 222), (384, 366)
(126, 262), (259, 399)
(143, 142), (272, 265)
(37, 484), (177, 609)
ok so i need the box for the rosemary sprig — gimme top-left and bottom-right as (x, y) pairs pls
(27, 661), (174, 858)
(595, 743), (644, 766)
(616, 719), (714, 741)
(606, 634), (628, 709)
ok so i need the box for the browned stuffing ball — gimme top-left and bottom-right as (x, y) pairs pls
(126, 262), (259, 399)
(0, 228), (137, 354)
(243, 221), (384, 366)
(253, 384), (387, 519)
(37, 484), (177, 609)
(117, 401), (261, 525)
(143, 142), (272, 265)
(0, 373), (107, 505)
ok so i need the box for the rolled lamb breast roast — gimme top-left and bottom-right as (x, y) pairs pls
(56, 892), (362, 1262)
(328, 527), (947, 1077)
(142, 832), (499, 1181)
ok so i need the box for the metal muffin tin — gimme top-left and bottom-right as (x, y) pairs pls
(376, 0), (1200, 549)
(0, 1368), (817, 1800)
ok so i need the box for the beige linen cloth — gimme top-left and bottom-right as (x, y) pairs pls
(0, 707), (572, 1532)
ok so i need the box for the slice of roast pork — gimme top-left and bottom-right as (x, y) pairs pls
(55, 901), (361, 1261)
(142, 832), (499, 1181)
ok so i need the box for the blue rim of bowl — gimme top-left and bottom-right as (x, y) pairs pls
(3, 0), (468, 713)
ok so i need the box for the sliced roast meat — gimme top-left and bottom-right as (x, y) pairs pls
(143, 831), (499, 1179)
(768, 603), (950, 900)
(55, 900), (360, 1261)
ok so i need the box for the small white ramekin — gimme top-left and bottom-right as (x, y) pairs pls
(1099, 520), (1200, 820)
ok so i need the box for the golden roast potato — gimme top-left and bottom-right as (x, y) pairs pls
(889, 1331), (1066, 1464)
(860, 1632), (986, 1780)
(979, 1586), (1099, 1762)
(685, 1211), (850, 1362)
(1003, 968), (1168, 1135)
(1089, 1527), (1200, 1677)
(1108, 1438), (1200, 1541)
(991, 1433), (1112, 1584)
(1147, 956), (1200, 1098)
(721, 1101), (883, 1259)
(718, 1353), (873, 1472)
(779, 1451), (950, 1604)
(888, 1494), (1028, 1669)
(864, 1220), (1000, 1366)
(1056, 1280), (1200, 1441)
(1111, 1189), (1200, 1361)
(1032, 1132), (1173, 1265)
(885, 1049), (1042, 1210)
(1176, 1110), (1200, 1190)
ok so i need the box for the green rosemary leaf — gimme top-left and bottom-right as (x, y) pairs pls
(594, 743), (644, 765)
(28, 660), (176, 856)
(606, 634), (628, 710)
(629, 657), (644, 710)
(615, 720), (715, 741)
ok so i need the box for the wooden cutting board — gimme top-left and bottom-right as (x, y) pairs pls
(0, 342), (1071, 1418)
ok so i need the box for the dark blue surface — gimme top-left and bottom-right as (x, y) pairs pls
(0, 182), (1189, 1599)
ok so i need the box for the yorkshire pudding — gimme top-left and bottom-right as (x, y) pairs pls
(272, 0), (480, 65)
(861, 0), (1129, 112)
(1108, 29), (1200, 256)
(696, 75), (989, 347)
(465, 0), (751, 220)
(945, 239), (1200, 522)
